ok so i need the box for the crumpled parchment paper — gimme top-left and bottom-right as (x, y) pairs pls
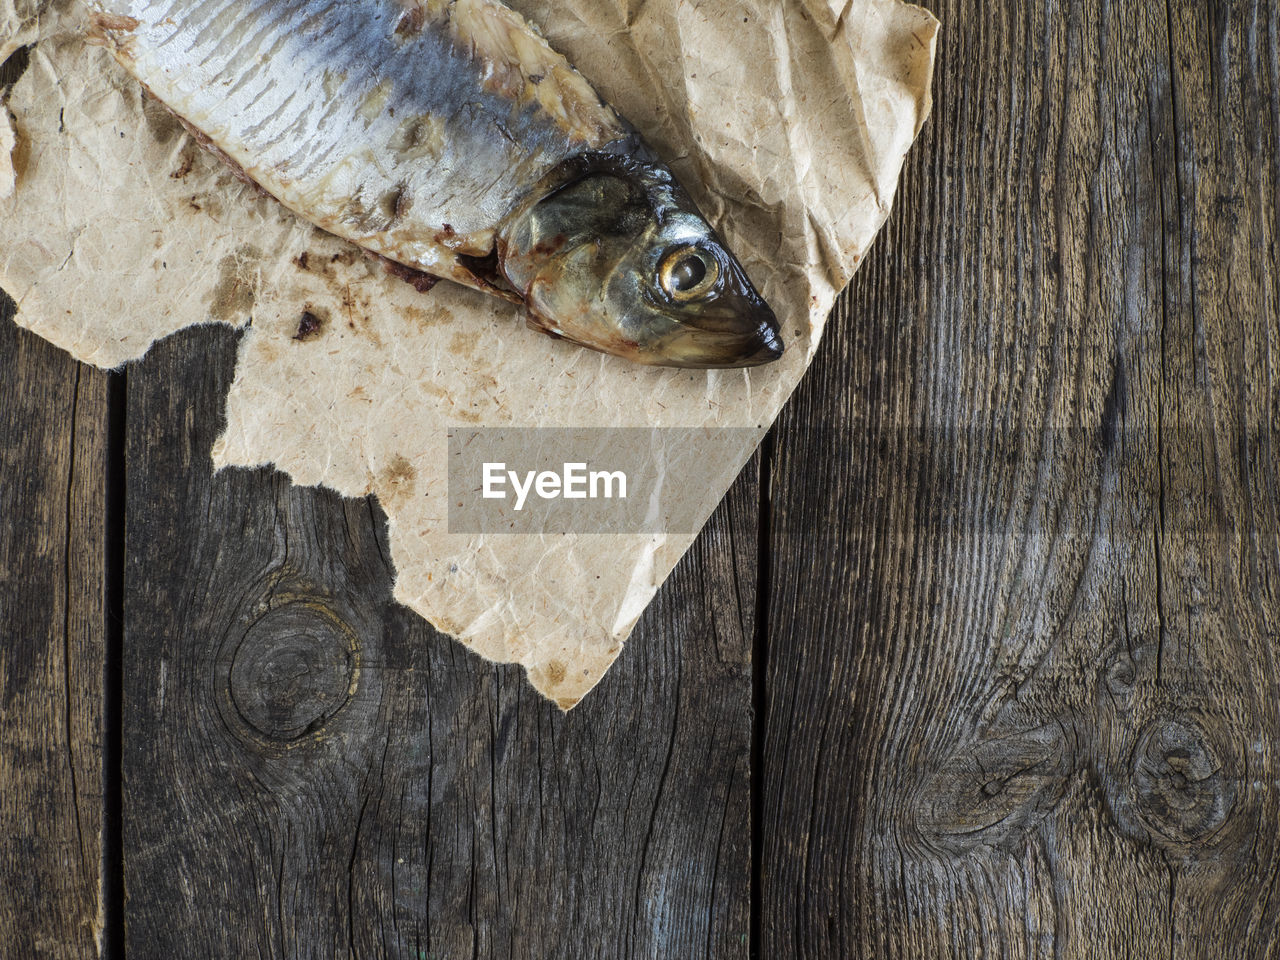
(1, 0), (937, 708)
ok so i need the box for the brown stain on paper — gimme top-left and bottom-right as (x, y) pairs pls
(531, 660), (582, 710)
(170, 146), (196, 179)
(7, 115), (30, 184)
(449, 331), (476, 358)
(183, 191), (225, 218)
(141, 92), (183, 145)
(208, 244), (260, 322)
(290, 246), (388, 345)
(379, 455), (417, 505)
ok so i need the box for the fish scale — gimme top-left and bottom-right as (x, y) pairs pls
(90, 0), (785, 367)
(94, 0), (626, 282)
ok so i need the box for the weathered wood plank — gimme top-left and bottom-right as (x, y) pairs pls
(121, 324), (755, 958)
(0, 294), (108, 957)
(759, 0), (1280, 956)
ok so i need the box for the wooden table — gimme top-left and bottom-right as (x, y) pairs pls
(4, 1), (1279, 956)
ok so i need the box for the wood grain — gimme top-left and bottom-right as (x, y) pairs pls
(0, 294), (108, 957)
(758, 1), (1280, 957)
(120, 325), (756, 958)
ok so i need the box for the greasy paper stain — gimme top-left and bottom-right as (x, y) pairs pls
(379, 454), (417, 505)
(141, 92), (182, 144)
(208, 245), (260, 323)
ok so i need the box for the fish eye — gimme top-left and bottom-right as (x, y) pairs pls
(659, 245), (720, 301)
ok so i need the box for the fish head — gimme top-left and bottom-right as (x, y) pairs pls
(498, 154), (783, 368)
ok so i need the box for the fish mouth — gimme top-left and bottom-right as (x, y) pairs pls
(661, 320), (785, 369)
(723, 322), (785, 368)
(743, 326), (785, 366)
(662, 280), (784, 367)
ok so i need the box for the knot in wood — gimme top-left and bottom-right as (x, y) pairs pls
(913, 723), (1071, 853)
(1130, 718), (1235, 845)
(228, 601), (359, 742)
(1103, 654), (1136, 701)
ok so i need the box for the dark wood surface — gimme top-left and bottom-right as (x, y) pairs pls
(5, 0), (1280, 957)
(1, 302), (109, 959)
(118, 326), (756, 958)
(759, 1), (1280, 956)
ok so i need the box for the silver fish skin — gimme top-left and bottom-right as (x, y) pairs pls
(91, 0), (784, 367)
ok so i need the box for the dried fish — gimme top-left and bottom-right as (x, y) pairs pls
(89, 0), (784, 367)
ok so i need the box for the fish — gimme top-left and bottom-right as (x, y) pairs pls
(87, 0), (785, 368)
